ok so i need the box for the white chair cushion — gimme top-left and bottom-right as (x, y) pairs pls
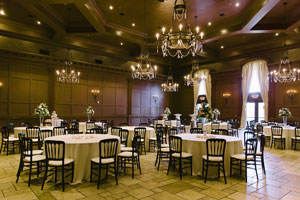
(202, 155), (223, 162)
(49, 158), (74, 166)
(120, 144), (125, 147)
(292, 137), (300, 140)
(91, 157), (115, 164)
(256, 152), (262, 156)
(161, 144), (169, 148)
(32, 138), (39, 143)
(172, 152), (192, 158)
(161, 148), (169, 153)
(149, 137), (156, 141)
(231, 154), (253, 161)
(24, 155), (45, 162)
(4, 137), (19, 142)
(121, 147), (133, 152)
(273, 136), (285, 139)
(24, 150), (43, 155)
(118, 151), (138, 157)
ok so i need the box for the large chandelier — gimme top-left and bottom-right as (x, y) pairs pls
(269, 1), (299, 83)
(161, 65), (179, 92)
(56, 48), (80, 84)
(184, 64), (206, 86)
(155, 0), (204, 58)
(131, 0), (157, 80)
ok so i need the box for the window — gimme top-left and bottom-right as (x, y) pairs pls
(249, 67), (261, 93)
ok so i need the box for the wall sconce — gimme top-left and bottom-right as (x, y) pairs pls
(222, 93), (231, 103)
(287, 89), (297, 99)
(91, 89), (100, 104)
(0, 82), (2, 87)
(152, 94), (159, 104)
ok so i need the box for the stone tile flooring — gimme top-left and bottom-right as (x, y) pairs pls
(1, 146), (300, 200)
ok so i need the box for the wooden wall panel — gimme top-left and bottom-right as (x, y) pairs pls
(55, 83), (72, 104)
(9, 103), (29, 116)
(0, 77), (9, 102)
(72, 84), (88, 105)
(31, 80), (48, 103)
(9, 78), (30, 102)
(102, 87), (116, 106)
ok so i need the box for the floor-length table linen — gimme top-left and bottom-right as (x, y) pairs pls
(45, 134), (120, 184)
(108, 126), (155, 151)
(14, 126), (55, 138)
(177, 134), (243, 176)
(264, 125), (295, 149)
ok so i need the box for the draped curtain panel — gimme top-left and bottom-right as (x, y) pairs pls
(193, 69), (211, 114)
(240, 60), (268, 128)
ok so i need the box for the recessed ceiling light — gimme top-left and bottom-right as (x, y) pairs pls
(120, 42), (124, 46)
(219, 13), (224, 17)
(0, 9), (5, 16)
(132, 23), (135, 27)
(220, 46), (224, 49)
(208, 22), (212, 26)
(235, 2), (240, 7)
(119, 12), (125, 16)
(275, 33), (279, 36)
(116, 31), (122, 36)
(221, 29), (227, 34)
(109, 5), (113, 10)
(37, 20), (41, 25)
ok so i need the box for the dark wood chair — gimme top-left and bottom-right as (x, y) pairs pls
(39, 130), (53, 149)
(271, 126), (285, 149)
(202, 139), (227, 184)
(215, 129), (229, 136)
(134, 127), (147, 155)
(111, 127), (122, 136)
(86, 122), (96, 132)
(90, 127), (104, 134)
(90, 138), (119, 189)
(0, 126), (19, 155)
(64, 128), (79, 135)
(167, 136), (192, 179)
(292, 127), (300, 151)
(256, 135), (266, 174)
(42, 140), (74, 191)
(155, 129), (169, 170)
(53, 127), (65, 136)
(211, 122), (220, 134)
(190, 128), (203, 134)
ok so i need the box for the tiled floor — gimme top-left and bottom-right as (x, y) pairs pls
(1, 145), (300, 200)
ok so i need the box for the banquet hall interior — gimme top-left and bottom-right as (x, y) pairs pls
(1, 0), (300, 199)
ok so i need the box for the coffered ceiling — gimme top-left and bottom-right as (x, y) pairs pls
(0, 0), (300, 72)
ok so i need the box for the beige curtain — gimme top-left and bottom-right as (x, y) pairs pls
(257, 60), (269, 122)
(240, 62), (254, 128)
(240, 60), (268, 128)
(193, 69), (211, 113)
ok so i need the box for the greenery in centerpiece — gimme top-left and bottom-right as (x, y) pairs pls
(33, 103), (50, 117)
(84, 106), (95, 116)
(164, 107), (171, 115)
(213, 108), (221, 115)
(197, 103), (213, 120)
(279, 108), (292, 118)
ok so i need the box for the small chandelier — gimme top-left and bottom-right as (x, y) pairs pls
(269, 1), (299, 83)
(184, 64), (206, 86)
(56, 48), (80, 84)
(161, 65), (179, 92)
(131, 45), (157, 80)
(155, 0), (204, 59)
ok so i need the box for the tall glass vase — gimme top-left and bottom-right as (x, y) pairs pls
(40, 116), (44, 127)
(283, 116), (287, 126)
(215, 114), (218, 121)
(87, 114), (90, 122)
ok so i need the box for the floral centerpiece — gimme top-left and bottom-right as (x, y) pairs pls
(33, 103), (50, 126)
(197, 103), (213, 123)
(84, 106), (95, 122)
(213, 108), (221, 120)
(162, 107), (171, 120)
(279, 108), (292, 126)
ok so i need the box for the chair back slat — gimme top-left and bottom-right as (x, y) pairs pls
(271, 126), (283, 137)
(211, 122), (220, 130)
(86, 122), (96, 131)
(132, 135), (142, 154)
(26, 127), (40, 139)
(111, 127), (122, 136)
(45, 140), (65, 161)
(134, 127), (146, 139)
(39, 130), (53, 143)
(206, 138), (226, 159)
(190, 128), (203, 134)
(169, 136), (182, 154)
(169, 128), (178, 136)
(53, 127), (65, 136)
(1, 126), (9, 139)
(244, 131), (255, 146)
(90, 127), (104, 134)
(295, 127), (300, 138)
(120, 129), (129, 146)
(215, 129), (229, 136)
(64, 128), (79, 135)
(71, 121), (79, 129)
(99, 138), (119, 159)
(245, 138), (258, 156)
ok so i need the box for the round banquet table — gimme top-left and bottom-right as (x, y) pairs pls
(177, 134), (243, 176)
(79, 122), (103, 134)
(108, 126), (155, 151)
(155, 120), (177, 127)
(202, 122), (228, 134)
(14, 126), (55, 138)
(264, 125), (295, 149)
(45, 134), (120, 184)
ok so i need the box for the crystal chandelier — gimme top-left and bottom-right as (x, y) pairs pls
(269, 1), (299, 83)
(155, 0), (204, 58)
(56, 48), (80, 84)
(161, 65), (179, 92)
(184, 64), (206, 86)
(131, 0), (157, 80)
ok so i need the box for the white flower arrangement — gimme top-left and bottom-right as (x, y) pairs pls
(164, 107), (171, 115)
(279, 108), (292, 118)
(213, 108), (221, 115)
(33, 103), (50, 117)
(84, 106), (95, 116)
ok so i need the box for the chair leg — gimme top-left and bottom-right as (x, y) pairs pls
(261, 155), (266, 175)
(6, 142), (9, 156)
(179, 159), (182, 179)
(28, 162), (32, 186)
(0, 141), (3, 154)
(155, 152), (159, 167)
(16, 160), (24, 183)
(114, 162), (118, 185)
(167, 156), (171, 175)
(90, 162), (93, 182)
(204, 161), (208, 183)
(62, 165), (65, 192)
(270, 138), (273, 149)
(158, 154), (161, 170)
(230, 158), (232, 177)
(138, 157), (142, 175)
(132, 158), (134, 179)
(245, 162), (247, 182)
(71, 163), (74, 183)
(41, 164), (48, 190)
(254, 160), (258, 180)
(202, 159), (204, 179)
(97, 164), (101, 189)
(222, 162), (227, 184)
(106, 165), (108, 180)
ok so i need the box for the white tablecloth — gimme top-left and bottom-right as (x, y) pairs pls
(264, 126), (295, 149)
(45, 134), (120, 184)
(177, 134), (243, 176)
(203, 122), (228, 134)
(14, 126), (55, 138)
(79, 122), (103, 133)
(155, 120), (177, 127)
(108, 126), (155, 151)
